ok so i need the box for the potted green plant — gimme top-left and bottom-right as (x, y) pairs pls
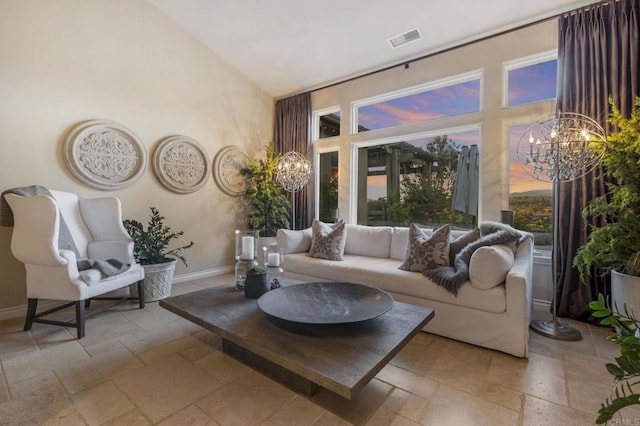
(241, 141), (291, 238)
(590, 295), (640, 424)
(123, 207), (194, 302)
(574, 97), (640, 310)
(244, 265), (269, 298)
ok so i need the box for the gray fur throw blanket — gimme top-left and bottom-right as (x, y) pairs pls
(424, 228), (523, 296)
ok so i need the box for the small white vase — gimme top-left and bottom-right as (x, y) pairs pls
(611, 270), (640, 315)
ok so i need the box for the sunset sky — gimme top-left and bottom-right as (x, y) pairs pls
(358, 60), (556, 199)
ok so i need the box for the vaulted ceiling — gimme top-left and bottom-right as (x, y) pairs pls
(149, 0), (596, 98)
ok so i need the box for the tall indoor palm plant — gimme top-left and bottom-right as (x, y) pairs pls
(241, 141), (291, 237)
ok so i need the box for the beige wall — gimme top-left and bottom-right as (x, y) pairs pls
(311, 19), (558, 225)
(0, 1), (274, 311)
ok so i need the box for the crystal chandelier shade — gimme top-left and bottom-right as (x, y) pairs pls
(275, 151), (311, 192)
(516, 113), (607, 183)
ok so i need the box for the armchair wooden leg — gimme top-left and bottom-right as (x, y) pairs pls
(24, 298), (38, 331)
(137, 280), (145, 309)
(75, 301), (85, 339)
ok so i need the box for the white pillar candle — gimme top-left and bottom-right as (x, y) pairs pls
(241, 236), (254, 259)
(267, 252), (280, 267)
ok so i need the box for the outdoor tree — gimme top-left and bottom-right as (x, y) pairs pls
(378, 135), (474, 227)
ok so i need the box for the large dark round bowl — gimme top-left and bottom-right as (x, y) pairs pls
(257, 282), (394, 325)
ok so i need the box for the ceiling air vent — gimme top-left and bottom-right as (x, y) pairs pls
(387, 27), (422, 49)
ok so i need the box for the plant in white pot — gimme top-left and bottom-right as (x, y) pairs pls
(574, 97), (640, 314)
(123, 207), (194, 302)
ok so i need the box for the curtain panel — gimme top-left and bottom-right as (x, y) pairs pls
(274, 92), (312, 230)
(556, 0), (639, 320)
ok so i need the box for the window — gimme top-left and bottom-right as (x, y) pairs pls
(318, 151), (339, 222)
(356, 128), (480, 229)
(353, 72), (482, 133)
(504, 52), (557, 107)
(313, 107), (341, 140)
(509, 123), (552, 247)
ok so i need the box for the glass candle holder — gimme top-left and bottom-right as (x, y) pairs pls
(235, 229), (259, 261)
(235, 258), (257, 291)
(263, 243), (284, 288)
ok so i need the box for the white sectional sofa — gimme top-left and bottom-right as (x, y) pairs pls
(277, 223), (533, 358)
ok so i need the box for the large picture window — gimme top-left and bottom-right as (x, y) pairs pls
(353, 72), (482, 133)
(318, 151), (339, 223)
(509, 123), (552, 247)
(356, 129), (480, 229)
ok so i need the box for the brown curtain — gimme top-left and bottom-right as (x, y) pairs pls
(555, 0), (639, 320)
(274, 92), (312, 230)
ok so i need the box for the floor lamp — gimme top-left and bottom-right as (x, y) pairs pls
(275, 151), (311, 230)
(516, 112), (606, 341)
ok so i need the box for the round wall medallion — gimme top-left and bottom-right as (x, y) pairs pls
(213, 145), (250, 196)
(153, 136), (210, 194)
(64, 119), (148, 190)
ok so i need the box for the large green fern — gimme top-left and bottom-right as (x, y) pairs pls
(591, 294), (640, 424)
(123, 207), (194, 267)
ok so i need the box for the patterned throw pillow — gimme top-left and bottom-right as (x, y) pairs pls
(399, 223), (450, 272)
(307, 219), (347, 261)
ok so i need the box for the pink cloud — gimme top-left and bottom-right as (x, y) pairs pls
(509, 163), (552, 193)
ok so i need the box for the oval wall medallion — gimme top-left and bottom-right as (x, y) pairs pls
(64, 119), (148, 190)
(213, 145), (250, 197)
(152, 135), (210, 194)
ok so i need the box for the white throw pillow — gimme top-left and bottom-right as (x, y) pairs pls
(469, 244), (515, 290)
(344, 224), (392, 258)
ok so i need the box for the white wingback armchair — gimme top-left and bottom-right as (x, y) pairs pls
(4, 190), (145, 338)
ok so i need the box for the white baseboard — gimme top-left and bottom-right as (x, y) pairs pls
(0, 266), (235, 322)
(533, 298), (551, 312)
(172, 265), (233, 284)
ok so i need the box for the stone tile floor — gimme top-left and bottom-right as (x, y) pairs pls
(0, 273), (635, 425)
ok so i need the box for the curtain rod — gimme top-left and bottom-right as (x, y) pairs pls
(296, 0), (608, 97)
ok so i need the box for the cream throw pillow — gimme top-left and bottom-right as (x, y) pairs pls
(469, 244), (515, 289)
(399, 223), (450, 272)
(308, 219), (347, 261)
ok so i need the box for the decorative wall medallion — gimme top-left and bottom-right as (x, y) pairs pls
(213, 145), (250, 196)
(153, 136), (210, 194)
(64, 119), (147, 190)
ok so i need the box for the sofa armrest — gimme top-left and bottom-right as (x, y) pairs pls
(505, 238), (534, 326)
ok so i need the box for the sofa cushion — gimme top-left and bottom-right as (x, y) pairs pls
(399, 223), (450, 272)
(284, 253), (506, 314)
(390, 227), (411, 260)
(344, 224), (392, 258)
(469, 244), (515, 290)
(277, 228), (312, 254)
(308, 219), (346, 261)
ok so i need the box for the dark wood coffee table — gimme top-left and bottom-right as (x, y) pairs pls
(159, 284), (434, 399)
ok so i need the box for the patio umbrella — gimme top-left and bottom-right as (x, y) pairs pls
(452, 144), (479, 216)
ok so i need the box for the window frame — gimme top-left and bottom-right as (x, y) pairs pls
(312, 106), (341, 141)
(314, 147), (340, 221)
(502, 50), (557, 108)
(350, 70), (484, 135)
